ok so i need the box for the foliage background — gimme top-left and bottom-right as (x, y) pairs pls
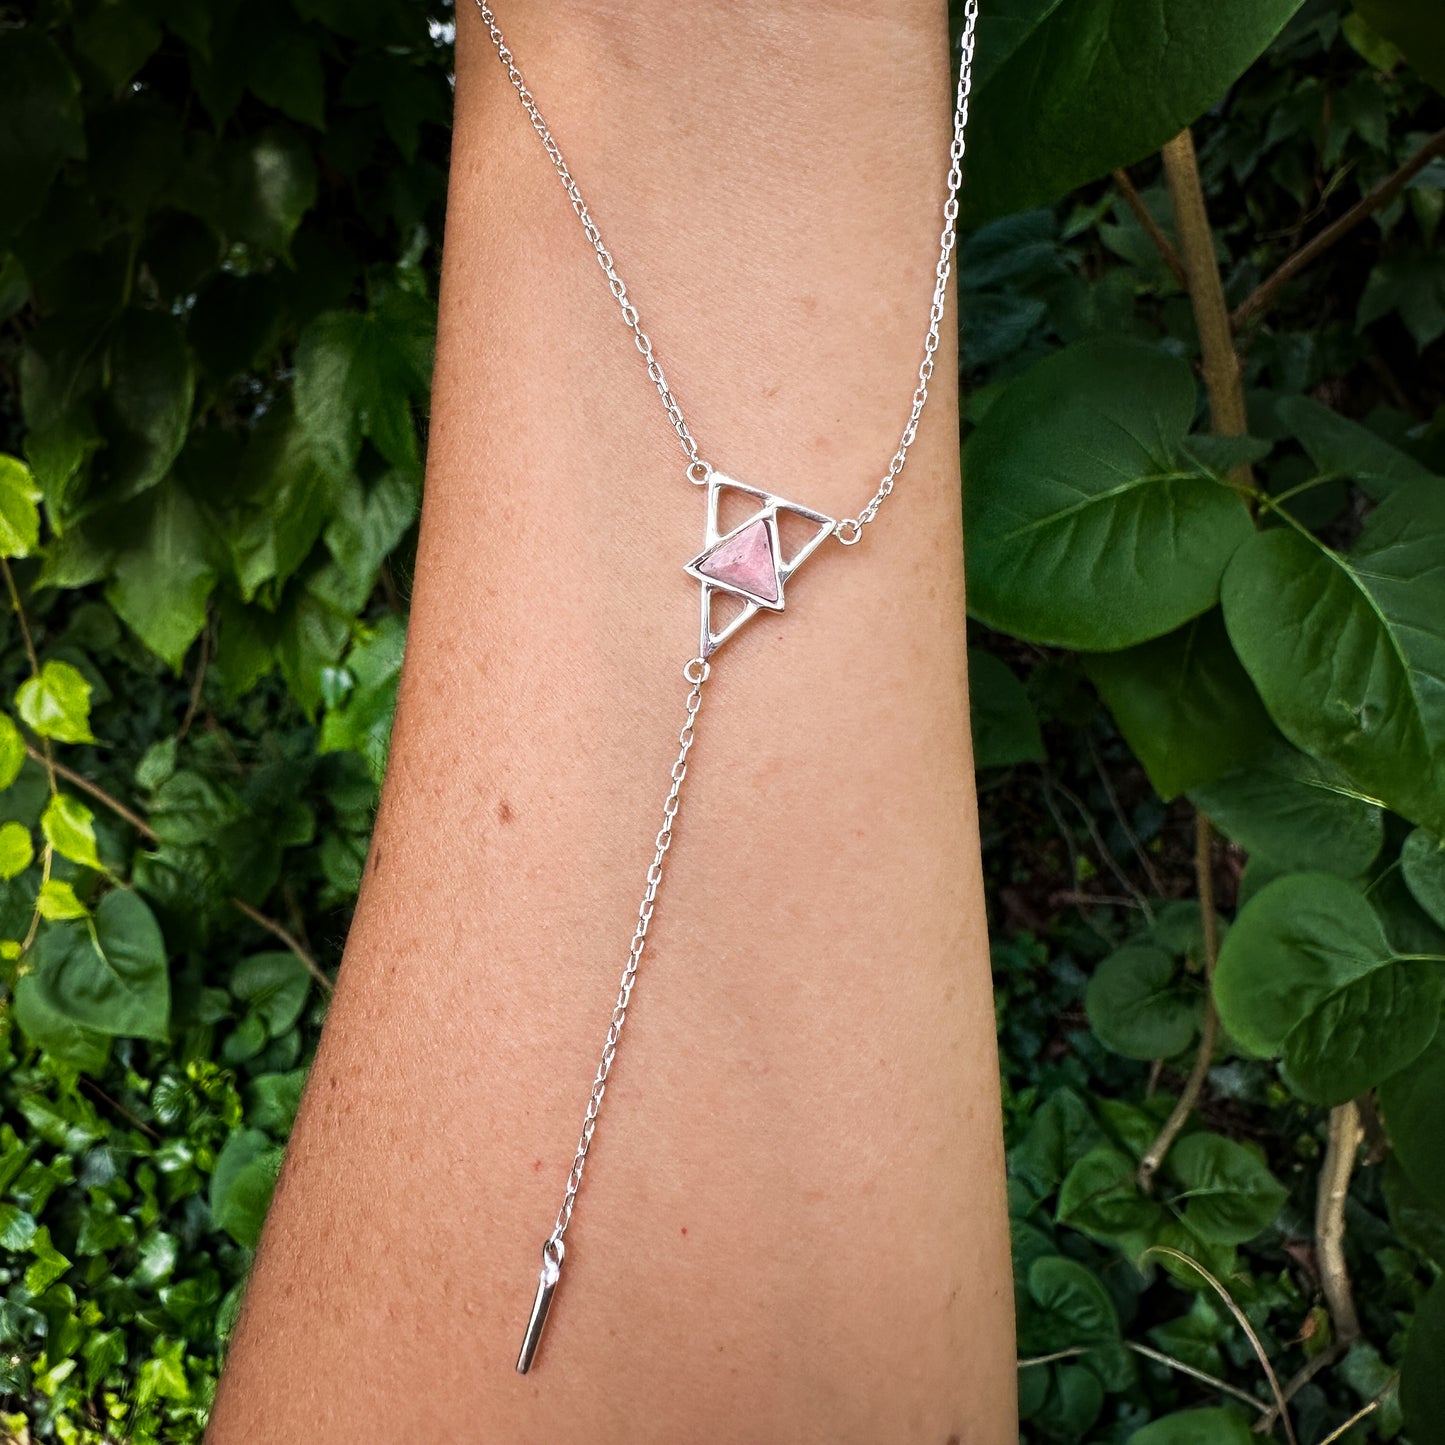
(0, 0), (1443, 1441)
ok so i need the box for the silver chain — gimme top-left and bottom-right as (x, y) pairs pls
(473, 0), (980, 542)
(548, 658), (708, 1253)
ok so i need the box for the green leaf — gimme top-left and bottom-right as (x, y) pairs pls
(24, 1225), (71, 1294)
(209, 1128), (283, 1248)
(247, 26), (326, 129)
(1358, 252), (1445, 350)
(1166, 1133), (1288, 1246)
(1027, 1255), (1121, 1347)
(1403, 828), (1445, 932)
(0, 713), (27, 789)
(105, 480), (217, 670)
(74, 1), (162, 88)
(231, 953), (311, 1038)
(230, 401), (340, 599)
(1086, 946), (1200, 1060)
(1129, 1408), (1259, 1445)
(37, 878), (89, 921)
(965, 340), (1253, 650)
(1380, 1030), (1445, 1210)
(317, 468), (417, 612)
(105, 310), (196, 502)
(293, 288), (435, 483)
(1214, 874), (1445, 1104)
(1402, 1276), (1445, 1445)
(1057, 1145), (1164, 1249)
(1086, 611), (1275, 799)
(319, 614), (406, 780)
(964, 0), (1306, 221)
(0, 820), (33, 880)
(40, 794), (102, 871)
(0, 31), (85, 238)
(29, 889), (170, 1040)
(12, 975), (111, 1072)
(225, 127), (318, 259)
(0, 454), (41, 558)
(1223, 481), (1445, 836)
(1190, 741), (1385, 876)
(1355, 0), (1445, 91)
(246, 1068), (308, 1135)
(969, 650), (1044, 769)
(1009, 1087), (1103, 1199)
(1276, 394), (1435, 501)
(16, 660), (96, 744)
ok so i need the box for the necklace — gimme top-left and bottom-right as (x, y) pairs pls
(472, 0), (980, 1374)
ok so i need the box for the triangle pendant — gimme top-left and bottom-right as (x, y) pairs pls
(682, 473), (835, 657)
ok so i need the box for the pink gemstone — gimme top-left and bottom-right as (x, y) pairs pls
(697, 518), (779, 603)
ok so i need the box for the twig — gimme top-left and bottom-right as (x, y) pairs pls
(1254, 1345), (1348, 1434)
(177, 620), (210, 742)
(1112, 167), (1189, 287)
(1232, 128), (1445, 331)
(1019, 1340), (1271, 1417)
(32, 746), (158, 842)
(1316, 1101), (1363, 1346)
(1051, 777), (1155, 920)
(1139, 813), (1220, 1189)
(229, 896), (333, 994)
(1145, 1246), (1298, 1445)
(1161, 130), (1253, 485)
(79, 1076), (160, 1140)
(1085, 734), (1166, 895)
(1314, 1382), (1394, 1445)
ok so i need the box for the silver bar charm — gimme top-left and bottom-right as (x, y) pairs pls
(516, 1241), (564, 1374)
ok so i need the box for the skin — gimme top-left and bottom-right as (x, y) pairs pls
(206, 3), (1016, 1441)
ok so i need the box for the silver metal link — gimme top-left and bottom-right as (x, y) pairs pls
(473, 0), (981, 541)
(545, 658), (710, 1254)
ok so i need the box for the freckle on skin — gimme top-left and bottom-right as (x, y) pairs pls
(680, 1226), (687, 1236)
(497, 799), (514, 824)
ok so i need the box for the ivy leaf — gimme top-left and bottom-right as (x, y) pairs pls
(1275, 394), (1435, 501)
(965, 340), (1254, 650)
(1355, 0), (1445, 92)
(0, 30), (85, 239)
(40, 794), (103, 872)
(1190, 741), (1385, 876)
(319, 614), (406, 781)
(247, 26), (326, 130)
(0, 454), (42, 557)
(16, 660), (97, 744)
(104, 310), (196, 502)
(224, 127), (318, 260)
(1214, 874), (1445, 1104)
(964, 0), (1306, 221)
(1086, 611), (1275, 799)
(968, 650), (1044, 769)
(1166, 1133), (1288, 1246)
(29, 889), (170, 1040)
(1057, 1145), (1165, 1251)
(74, 2), (163, 89)
(1402, 828), (1445, 932)
(1086, 946), (1200, 1061)
(316, 468), (417, 612)
(0, 713), (27, 788)
(105, 480), (218, 670)
(1028, 1255), (1122, 1347)
(0, 820), (34, 880)
(209, 1128), (283, 1247)
(293, 287), (435, 483)
(1223, 478), (1445, 836)
(37, 878), (90, 921)
(231, 953), (311, 1038)
(1129, 1408), (1259, 1445)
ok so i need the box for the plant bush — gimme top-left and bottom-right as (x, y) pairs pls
(0, 0), (1442, 1441)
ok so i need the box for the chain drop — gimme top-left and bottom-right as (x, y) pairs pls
(472, 0), (981, 540)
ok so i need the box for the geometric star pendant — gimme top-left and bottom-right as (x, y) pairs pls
(682, 473), (835, 657)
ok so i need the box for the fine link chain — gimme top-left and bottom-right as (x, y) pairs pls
(473, 0), (981, 541)
(472, 1), (701, 466)
(547, 658), (709, 1255)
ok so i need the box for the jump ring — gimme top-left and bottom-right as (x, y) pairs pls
(835, 519), (863, 546)
(685, 460), (713, 486)
(682, 657), (710, 685)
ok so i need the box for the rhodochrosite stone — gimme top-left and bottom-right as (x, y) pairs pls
(695, 518), (779, 603)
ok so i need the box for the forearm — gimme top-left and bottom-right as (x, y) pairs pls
(209, 4), (1012, 1441)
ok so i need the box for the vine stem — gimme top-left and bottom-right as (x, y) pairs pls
(1138, 811), (1219, 1190)
(1160, 130), (1252, 482)
(1018, 1340), (1271, 1416)
(1232, 127), (1445, 331)
(1316, 1100), (1363, 1345)
(1112, 167), (1189, 287)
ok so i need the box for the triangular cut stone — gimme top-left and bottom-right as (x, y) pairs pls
(696, 518), (779, 603)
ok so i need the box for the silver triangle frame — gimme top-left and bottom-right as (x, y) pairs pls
(682, 473), (835, 657)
